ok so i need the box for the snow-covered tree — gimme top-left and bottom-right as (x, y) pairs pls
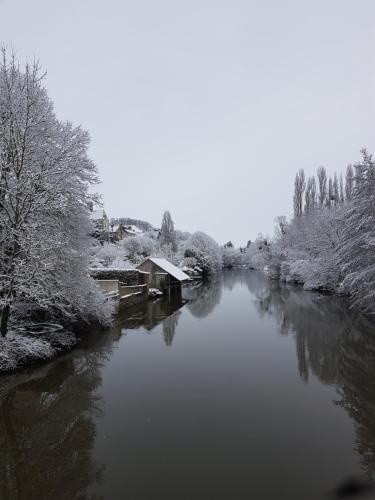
(121, 234), (156, 262)
(345, 164), (354, 201)
(275, 216), (287, 236)
(339, 173), (345, 203)
(222, 246), (242, 268)
(333, 173), (339, 207)
(244, 234), (272, 270)
(317, 166), (327, 208)
(326, 177), (333, 209)
(293, 169), (305, 217)
(304, 177), (316, 215)
(159, 210), (177, 252)
(0, 49), (108, 336)
(184, 231), (222, 275)
(337, 149), (375, 312)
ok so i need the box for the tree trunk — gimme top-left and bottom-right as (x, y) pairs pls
(0, 304), (10, 337)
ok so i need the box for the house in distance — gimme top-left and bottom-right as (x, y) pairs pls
(137, 258), (191, 293)
(110, 223), (126, 242)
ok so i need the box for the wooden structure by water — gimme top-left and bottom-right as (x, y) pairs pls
(136, 258), (191, 292)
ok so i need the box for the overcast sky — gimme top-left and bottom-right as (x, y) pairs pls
(1, 0), (375, 245)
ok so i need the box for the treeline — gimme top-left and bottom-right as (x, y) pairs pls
(93, 210), (272, 276)
(270, 149), (375, 314)
(293, 164), (354, 217)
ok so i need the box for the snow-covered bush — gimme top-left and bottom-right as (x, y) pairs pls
(94, 242), (134, 268)
(285, 260), (313, 285)
(0, 328), (77, 372)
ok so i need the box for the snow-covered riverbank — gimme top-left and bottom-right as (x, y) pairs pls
(0, 325), (77, 373)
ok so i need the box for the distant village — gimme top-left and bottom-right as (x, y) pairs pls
(89, 205), (156, 243)
(86, 204), (266, 310)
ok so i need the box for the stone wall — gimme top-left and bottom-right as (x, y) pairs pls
(95, 280), (119, 294)
(89, 268), (144, 285)
(119, 284), (148, 296)
(119, 285), (149, 307)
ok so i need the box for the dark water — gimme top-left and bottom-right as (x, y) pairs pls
(1, 270), (375, 500)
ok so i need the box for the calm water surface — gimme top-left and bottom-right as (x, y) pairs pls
(1, 270), (375, 500)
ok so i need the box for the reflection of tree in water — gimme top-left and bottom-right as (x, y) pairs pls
(247, 271), (375, 478)
(222, 268), (268, 293)
(335, 324), (375, 477)
(162, 310), (182, 347)
(0, 329), (114, 500)
(184, 275), (223, 318)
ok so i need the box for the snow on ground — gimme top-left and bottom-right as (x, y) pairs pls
(0, 329), (77, 373)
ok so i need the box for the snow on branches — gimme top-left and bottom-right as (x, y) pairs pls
(0, 49), (109, 336)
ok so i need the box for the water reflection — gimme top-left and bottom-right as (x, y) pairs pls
(186, 270), (375, 479)
(120, 295), (187, 346)
(183, 276), (223, 318)
(238, 270), (375, 479)
(0, 330), (114, 500)
(1, 271), (375, 498)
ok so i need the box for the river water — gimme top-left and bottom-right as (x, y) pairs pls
(1, 270), (375, 500)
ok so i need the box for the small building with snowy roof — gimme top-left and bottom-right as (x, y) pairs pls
(136, 257), (191, 292)
(110, 222), (126, 242)
(124, 224), (142, 236)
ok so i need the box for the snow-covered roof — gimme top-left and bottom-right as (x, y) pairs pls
(125, 224), (142, 234)
(90, 209), (106, 220)
(138, 258), (191, 281)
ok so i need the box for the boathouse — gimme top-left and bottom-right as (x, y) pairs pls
(136, 258), (190, 291)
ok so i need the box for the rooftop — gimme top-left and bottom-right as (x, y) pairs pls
(138, 258), (191, 282)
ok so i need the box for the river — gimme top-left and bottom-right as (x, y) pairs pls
(1, 270), (375, 500)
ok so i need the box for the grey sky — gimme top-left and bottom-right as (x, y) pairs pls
(1, 0), (375, 245)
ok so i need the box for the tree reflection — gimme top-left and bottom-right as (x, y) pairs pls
(0, 330), (114, 500)
(184, 276), (223, 318)
(162, 310), (182, 347)
(247, 271), (375, 478)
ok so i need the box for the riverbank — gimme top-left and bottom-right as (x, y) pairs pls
(0, 282), (185, 373)
(0, 325), (78, 373)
